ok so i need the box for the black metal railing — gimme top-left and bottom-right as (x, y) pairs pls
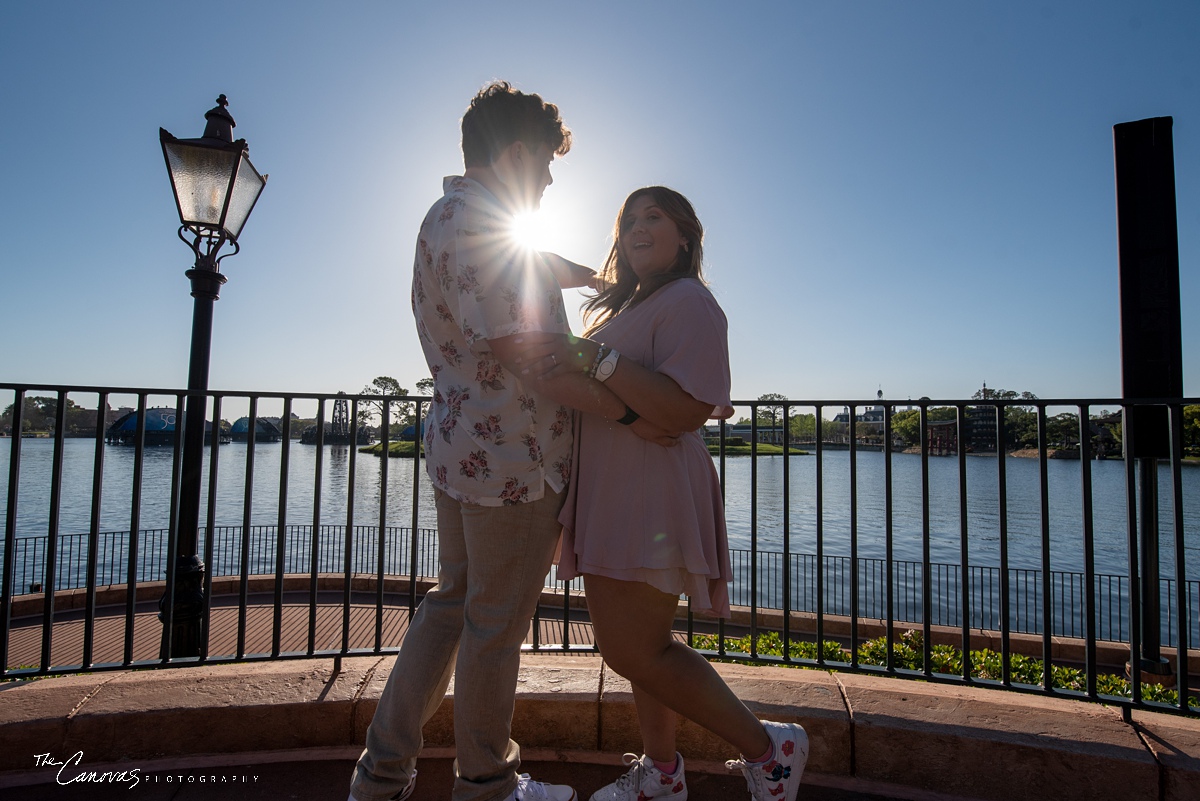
(2, 526), (441, 591)
(2, 382), (1196, 718)
(6, 526), (1198, 649)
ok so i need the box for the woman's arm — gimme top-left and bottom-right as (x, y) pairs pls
(600, 356), (716, 433)
(519, 333), (717, 434)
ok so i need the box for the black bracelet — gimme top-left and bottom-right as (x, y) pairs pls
(617, 405), (640, 425)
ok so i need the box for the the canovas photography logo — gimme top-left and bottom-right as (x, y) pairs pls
(33, 752), (260, 790)
(34, 752), (143, 789)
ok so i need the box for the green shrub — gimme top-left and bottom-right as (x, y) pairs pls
(695, 628), (1197, 710)
(691, 631), (846, 664)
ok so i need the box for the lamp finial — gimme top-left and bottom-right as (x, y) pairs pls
(202, 95), (237, 143)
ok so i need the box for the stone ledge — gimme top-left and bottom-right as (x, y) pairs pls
(1, 655), (1197, 800)
(837, 671), (1160, 800)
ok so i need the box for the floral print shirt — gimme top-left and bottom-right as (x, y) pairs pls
(412, 176), (573, 505)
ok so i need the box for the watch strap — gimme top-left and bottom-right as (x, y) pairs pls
(617, 405), (640, 425)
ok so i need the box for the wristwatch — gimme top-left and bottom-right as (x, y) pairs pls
(595, 348), (620, 383)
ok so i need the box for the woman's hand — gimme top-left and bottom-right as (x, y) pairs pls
(629, 417), (681, 447)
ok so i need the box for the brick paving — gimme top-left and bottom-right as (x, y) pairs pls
(6, 590), (600, 672)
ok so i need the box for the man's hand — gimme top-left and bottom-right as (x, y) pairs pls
(511, 333), (601, 380)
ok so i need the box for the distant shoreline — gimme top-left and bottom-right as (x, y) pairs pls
(357, 441), (811, 458)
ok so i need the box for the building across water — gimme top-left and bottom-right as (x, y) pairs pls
(230, 416), (283, 442)
(105, 407), (228, 446)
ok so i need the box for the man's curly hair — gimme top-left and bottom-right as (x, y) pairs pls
(461, 81), (572, 168)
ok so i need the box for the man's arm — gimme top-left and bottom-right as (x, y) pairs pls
(540, 252), (597, 290)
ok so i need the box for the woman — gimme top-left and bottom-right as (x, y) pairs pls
(546, 187), (809, 801)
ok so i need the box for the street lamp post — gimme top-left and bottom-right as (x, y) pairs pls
(159, 95), (266, 658)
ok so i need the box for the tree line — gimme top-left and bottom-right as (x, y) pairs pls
(6, 385), (1200, 456)
(0, 396), (107, 437)
(736, 390), (1200, 456)
(0, 375), (438, 440)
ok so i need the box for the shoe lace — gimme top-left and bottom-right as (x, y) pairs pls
(515, 774), (549, 800)
(725, 757), (766, 800)
(614, 754), (645, 792)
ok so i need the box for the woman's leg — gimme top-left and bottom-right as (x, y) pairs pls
(631, 683), (677, 764)
(585, 574), (771, 759)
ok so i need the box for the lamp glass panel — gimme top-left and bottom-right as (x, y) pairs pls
(223, 153), (266, 239)
(164, 141), (239, 228)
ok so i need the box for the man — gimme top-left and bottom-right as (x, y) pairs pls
(349, 81), (620, 801)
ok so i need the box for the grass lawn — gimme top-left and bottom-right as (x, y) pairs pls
(360, 441), (423, 458)
(707, 443), (809, 456)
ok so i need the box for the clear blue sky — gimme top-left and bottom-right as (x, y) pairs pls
(1, 0), (1197, 410)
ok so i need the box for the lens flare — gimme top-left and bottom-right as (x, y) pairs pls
(509, 211), (543, 250)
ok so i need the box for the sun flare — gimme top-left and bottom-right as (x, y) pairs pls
(509, 211), (545, 251)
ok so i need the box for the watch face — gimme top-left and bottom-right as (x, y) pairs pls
(598, 359), (615, 378)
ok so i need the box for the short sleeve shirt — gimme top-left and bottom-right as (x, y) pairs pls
(412, 176), (573, 505)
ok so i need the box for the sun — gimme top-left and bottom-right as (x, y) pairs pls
(510, 211), (545, 251)
(508, 204), (589, 261)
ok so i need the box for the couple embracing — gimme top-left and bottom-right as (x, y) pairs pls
(348, 81), (808, 801)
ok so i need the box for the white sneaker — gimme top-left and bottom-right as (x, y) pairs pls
(588, 753), (687, 801)
(726, 721), (808, 801)
(505, 773), (578, 801)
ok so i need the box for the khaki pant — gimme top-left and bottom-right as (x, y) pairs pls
(351, 485), (566, 801)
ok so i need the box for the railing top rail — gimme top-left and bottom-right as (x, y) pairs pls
(3, 382), (1198, 409)
(0, 382), (436, 403)
(729, 397), (1200, 408)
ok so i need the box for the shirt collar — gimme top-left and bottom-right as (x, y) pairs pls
(443, 175), (511, 217)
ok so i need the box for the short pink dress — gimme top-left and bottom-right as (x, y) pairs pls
(557, 278), (736, 617)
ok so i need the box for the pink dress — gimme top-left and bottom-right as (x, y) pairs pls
(557, 278), (736, 617)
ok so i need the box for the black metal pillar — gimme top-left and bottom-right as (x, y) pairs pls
(1114, 115), (1181, 681)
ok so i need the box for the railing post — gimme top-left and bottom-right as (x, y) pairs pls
(814, 405), (825, 663)
(1167, 403), (1191, 710)
(1, 389), (24, 678)
(273, 399), (293, 657)
(409, 398), (422, 616)
(1136, 457), (1171, 679)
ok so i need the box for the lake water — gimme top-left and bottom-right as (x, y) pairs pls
(2, 438), (1198, 581)
(1, 437), (437, 539)
(722, 449), (1200, 580)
